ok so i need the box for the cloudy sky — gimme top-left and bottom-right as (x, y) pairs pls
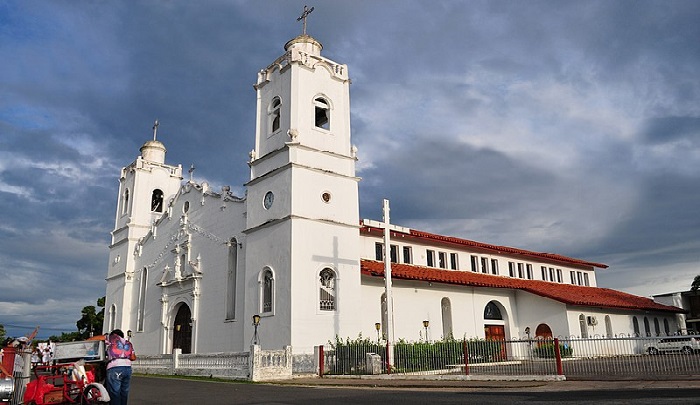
(2, 1), (699, 340)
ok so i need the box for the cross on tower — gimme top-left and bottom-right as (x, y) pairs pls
(152, 119), (159, 141)
(296, 5), (314, 36)
(188, 164), (196, 182)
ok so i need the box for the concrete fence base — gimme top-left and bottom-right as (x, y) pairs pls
(132, 345), (292, 382)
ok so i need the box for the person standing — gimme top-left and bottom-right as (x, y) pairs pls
(11, 338), (29, 405)
(105, 329), (135, 405)
(41, 347), (50, 366)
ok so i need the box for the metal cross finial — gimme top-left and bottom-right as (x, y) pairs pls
(297, 5), (314, 36)
(188, 164), (195, 182)
(152, 119), (159, 141)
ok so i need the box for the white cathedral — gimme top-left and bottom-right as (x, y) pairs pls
(103, 32), (682, 356)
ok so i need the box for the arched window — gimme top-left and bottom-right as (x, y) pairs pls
(441, 297), (453, 340)
(122, 189), (130, 215)
(643, 317), (651, 337)
(653, 318), (660, 336)
(137, 268), (147, 332)
(605, 315), (613, 338)
(484, 301), (503, 320)
(632, 316), (640, 336)
(226, 238), (238, 320)
(535, 323), (553, 340)
(319, 268), (336, 311)
(151, 189), (164, 212)
(269, 97), (281, 133)
(314, 97), (330, 130)
(261, 268), (274, 314)
(663, 319), (670, 336)
(579, 314), (588, 338)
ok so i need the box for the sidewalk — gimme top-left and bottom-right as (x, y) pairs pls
(269, 375), (700, 392)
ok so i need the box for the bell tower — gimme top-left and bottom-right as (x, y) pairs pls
(244, 17), (363, 348)
(104, 122), (183, 333)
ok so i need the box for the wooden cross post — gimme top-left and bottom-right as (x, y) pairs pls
(381, 199), (396, 369)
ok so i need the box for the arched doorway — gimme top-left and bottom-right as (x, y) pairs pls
(484, 301), (505, 339)
(172, 304), (192, 354)
(484, 301), (506, 359)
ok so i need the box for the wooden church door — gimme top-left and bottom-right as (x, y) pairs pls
(484, 325), (506, 360)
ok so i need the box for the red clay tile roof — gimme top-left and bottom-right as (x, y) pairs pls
(360, 260), (682, 313)
(361, 225), (609, 269)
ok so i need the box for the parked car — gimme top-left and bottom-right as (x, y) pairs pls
(645, 336), (700, 355)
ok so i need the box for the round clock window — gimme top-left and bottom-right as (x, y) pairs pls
(263, 191), (274, 209)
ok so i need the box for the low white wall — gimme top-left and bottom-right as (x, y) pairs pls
(132, 345), (292, 381)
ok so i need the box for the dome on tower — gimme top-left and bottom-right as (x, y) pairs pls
(284, 34), (323, 56)
(140, 140), (166, 164)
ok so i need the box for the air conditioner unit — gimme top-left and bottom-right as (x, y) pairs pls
(587, 316), (598, 326)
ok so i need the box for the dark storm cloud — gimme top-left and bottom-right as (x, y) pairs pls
(359, 137), (556, 221)
(585, 172), (700, 259)
(642, 117), (700, 144)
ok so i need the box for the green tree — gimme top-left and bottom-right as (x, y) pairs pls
(76, 296), (105, 339)
(692, 275), (700, 291)
(0, 324), (6, 342)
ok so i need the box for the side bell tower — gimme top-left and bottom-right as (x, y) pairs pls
(104, 122), (183, 334)
(243, 21), (364, 349)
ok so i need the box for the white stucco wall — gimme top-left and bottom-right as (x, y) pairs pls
(359, 277), (522, 342)
(358, 232), (598, 287)
(513, 290), (569, 338)
(122, 184), (248, 355)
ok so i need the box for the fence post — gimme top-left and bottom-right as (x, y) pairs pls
(318, 345), (324, 378)
(554, 338), (563, 376)
(249, 344), (261, 381)
(463, 339), (470, 375)
(172, 348), (181, 375)
(385, 342), (391, 374)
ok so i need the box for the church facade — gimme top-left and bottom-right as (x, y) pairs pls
(103, 34), (682, 355)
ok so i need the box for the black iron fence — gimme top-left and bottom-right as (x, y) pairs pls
(320, 335), (700, 379)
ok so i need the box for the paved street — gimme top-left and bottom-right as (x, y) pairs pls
(130, 375), (700, 404)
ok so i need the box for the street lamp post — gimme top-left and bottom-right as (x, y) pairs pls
(375, 322), (381, 343)
(423, 320), (429, 342)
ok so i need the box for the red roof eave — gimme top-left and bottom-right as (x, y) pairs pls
(360, 260), (681, 314)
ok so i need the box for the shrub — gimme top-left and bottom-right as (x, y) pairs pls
(326, 335), (510, 374)
(326, 334), (385, 375)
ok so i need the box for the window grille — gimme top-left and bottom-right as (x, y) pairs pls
(263, 269), (274, 313)
(319, 268), (336, 311)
